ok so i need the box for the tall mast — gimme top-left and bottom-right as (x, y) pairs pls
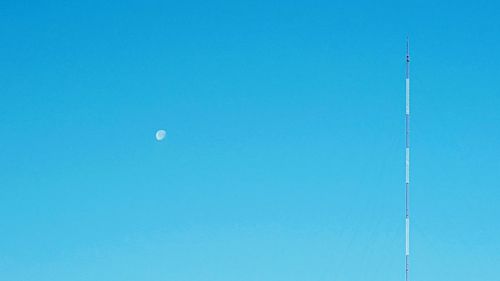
(405, 38), (411, 281)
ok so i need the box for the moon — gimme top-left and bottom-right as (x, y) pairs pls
(155, 129), (166, 141)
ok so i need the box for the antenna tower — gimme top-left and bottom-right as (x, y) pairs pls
(405, 38), (411, 281)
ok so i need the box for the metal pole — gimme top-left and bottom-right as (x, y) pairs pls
(405, 38), (411, 281)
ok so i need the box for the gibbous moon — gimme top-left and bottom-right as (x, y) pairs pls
(155, 129), (166, 141)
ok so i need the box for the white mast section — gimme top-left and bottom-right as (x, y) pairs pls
(405, 38), (411, 281)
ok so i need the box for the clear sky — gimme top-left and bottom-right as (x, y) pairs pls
(1, 1), (499, 280)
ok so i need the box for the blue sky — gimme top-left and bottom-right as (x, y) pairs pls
(1, 1), (499, 280)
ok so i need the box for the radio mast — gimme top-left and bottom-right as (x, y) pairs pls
(405, 38), (411, 281)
